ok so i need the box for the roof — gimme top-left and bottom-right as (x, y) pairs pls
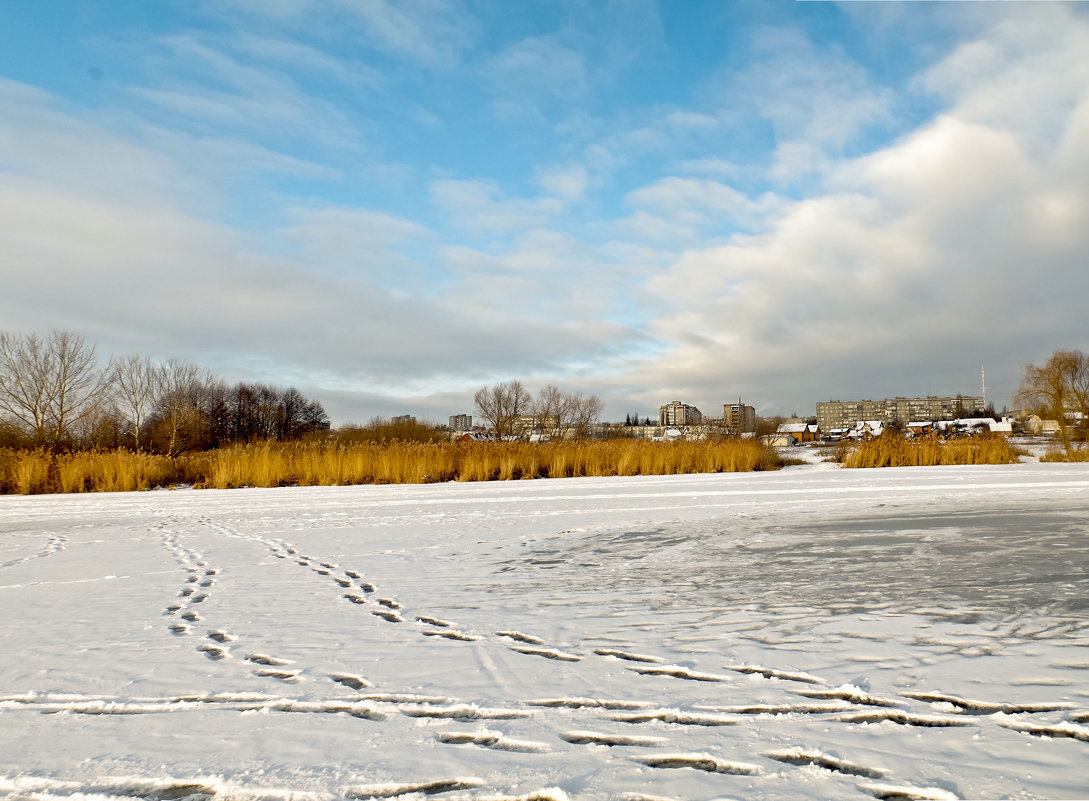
(777, 423), (808, 434)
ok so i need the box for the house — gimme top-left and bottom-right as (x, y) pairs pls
(774, 422), (819, 445)
(458, 432), (497, 443)
(1024, 415), (1061, 436)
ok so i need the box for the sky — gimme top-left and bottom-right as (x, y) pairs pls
(2, 1), (1088, 425)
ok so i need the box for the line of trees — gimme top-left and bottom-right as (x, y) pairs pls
(0, 331), (329, 454)
(1016, 348), (1089, 457)
(474, 381), (603, 440)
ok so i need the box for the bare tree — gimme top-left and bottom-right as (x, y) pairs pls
(474, 381), (532, 440)
(0, 332), (51, 444)
(0, 331), (110, 449)
(569, 393), (603, 440)
(530, 385), (603, 441)
(111, 355), (161, 451)
(533, 384), (571, 440)
(1015, 349), (1087, 457)
(154, 359), (212, 457)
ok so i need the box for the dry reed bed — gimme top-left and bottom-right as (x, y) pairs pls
(1040, 445), (1089, 462)
(839, 435), (1023, 468)
(0, 438), (780, 494)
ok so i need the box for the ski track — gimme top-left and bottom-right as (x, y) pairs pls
(2, 464), (1088, 799)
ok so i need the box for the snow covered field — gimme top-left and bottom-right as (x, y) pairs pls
(2, 462), (1088, 801)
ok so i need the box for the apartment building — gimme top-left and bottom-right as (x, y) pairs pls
(724, 402), (757, 433)
(449, 414), (472, 431)
(817, 395), (985, 431)
(391, 415), (416, 425)
(659, 400), (703, 426)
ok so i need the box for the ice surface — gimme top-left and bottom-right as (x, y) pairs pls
(2, 463), (1089, 799)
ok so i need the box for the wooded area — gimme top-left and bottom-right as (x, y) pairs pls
(0, 331), (329, 454)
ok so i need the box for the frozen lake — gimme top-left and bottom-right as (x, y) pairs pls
(2, 462), (1088, 800)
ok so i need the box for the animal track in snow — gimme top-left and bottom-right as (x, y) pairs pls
(376, 598), (402, 609)
(797, 687), (904, 708)
(360, 693), (456, 705)
(496, 630), (545, 645)
(765, 747), (886, 778)
(1, 532), (68, 568)
(900, 690), (1073, 714)
(253, 669), (300, 682)
(611, 709), (741, 727)
(206, 630), (234, 643)
(343, 593), (368, 605)
(372, 610), (404, 623)
(421, 629), (480, 642)
(437, 729), (549, 753)
(416, 616), (452, 627)
(246, 654), (290, 666)
(329, 673), (374, 690)
(344, 778), (484, 799)
(528, 697), (650, 710)
(636, 753), (760, 775)
(197, 644), (227, 661)
(727, 665), (824, 684)
(560, 730), (667, 747)
(593, 648), (663, 663)
(629, 665), (729, 682)
(399, 704), (531, 720)
(698, 701), (854, 715)
(996, 717), (1089, 742)
(509, 646), (581, 662)
(838, 710), (974, 728)
(860, 783), (959, 800)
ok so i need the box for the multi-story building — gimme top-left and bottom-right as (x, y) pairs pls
(659, 400), (703, 427)
(449, 414), (472, 431)
(724, 402), (757, 433)
(391, 414), (416, 425)
(817, 395), (985, 431)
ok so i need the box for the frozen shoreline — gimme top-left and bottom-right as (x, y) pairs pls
(2, 462), (1088, 800)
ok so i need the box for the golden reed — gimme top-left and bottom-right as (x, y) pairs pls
(0, 438), (780, 494)
(839, 434), (1023, 468)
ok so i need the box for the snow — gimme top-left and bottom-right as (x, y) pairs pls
(2, 462), (1089, 800)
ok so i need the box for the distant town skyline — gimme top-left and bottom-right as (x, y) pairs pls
(2, 2), (1087, 425)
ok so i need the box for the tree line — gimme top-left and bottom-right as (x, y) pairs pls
(474, 381), (603, 440)
(0, 331), (329, 454)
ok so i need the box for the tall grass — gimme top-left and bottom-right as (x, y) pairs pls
(0, 438), (781, 495)
(839, 434), (1023, 468)
(1040, 445), (1089, 462)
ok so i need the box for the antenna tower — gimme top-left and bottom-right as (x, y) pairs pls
(981, 365), (987, 410)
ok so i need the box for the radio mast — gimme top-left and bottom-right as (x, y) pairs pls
(981, 365), (987, 411)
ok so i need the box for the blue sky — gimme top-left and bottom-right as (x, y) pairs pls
(2, 1), (1088, 423)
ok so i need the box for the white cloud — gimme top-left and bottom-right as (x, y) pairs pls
(616, 177), (784, 245)
(127, 35), (361, 148)
(215, 0), (479, 67)
(429, 179), (564, 234)
(536, 164), (589, 201)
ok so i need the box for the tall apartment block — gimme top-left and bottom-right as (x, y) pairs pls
(449, 414), (473, 431)
(724, 402), (757, 433)
(659, 400), (703, 426)
(817, 396), (985, 431)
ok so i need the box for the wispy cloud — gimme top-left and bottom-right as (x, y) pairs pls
(429, 179), (565, 235)
(214, 0), (480, 67)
